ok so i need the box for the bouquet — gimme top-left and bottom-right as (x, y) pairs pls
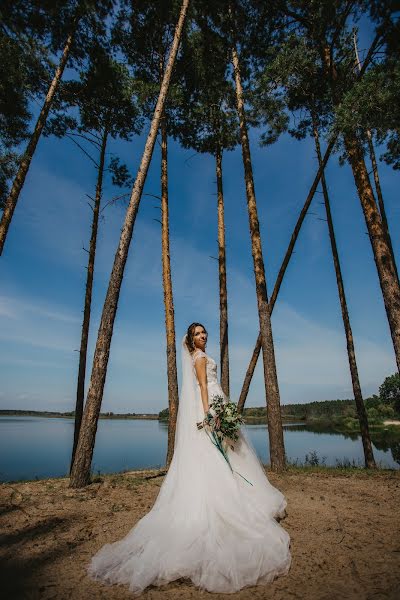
(196, 395), (252, 486)
(202, 394), (244, 448)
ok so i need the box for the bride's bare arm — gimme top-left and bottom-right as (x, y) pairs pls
(194, 357), (209, 414)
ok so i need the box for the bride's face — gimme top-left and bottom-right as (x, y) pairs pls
(193, 326), (207, 350)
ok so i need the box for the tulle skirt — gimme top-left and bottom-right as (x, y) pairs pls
(88, 391), (291, 594)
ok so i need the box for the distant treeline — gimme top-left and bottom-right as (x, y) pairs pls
(3, 395), (397, 426)
(159, 399), (371, 423)
(243, 399), (358, 422)
(0, 410), (158, 420)
(242, 396), (399, 427)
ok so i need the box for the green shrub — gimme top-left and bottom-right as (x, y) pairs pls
(343, 406), (357, 419)
(367, 407), (380, 422)
(364, 395), (381, 410)
(158, 408), (169, 420)
(342, 417), (359, 430)
(377, 404), (395, 418)
(304, 450), (326, 466)
(379, 373), (400, 412)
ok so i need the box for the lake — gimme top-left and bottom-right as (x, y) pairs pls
(0, 416), (398, 482)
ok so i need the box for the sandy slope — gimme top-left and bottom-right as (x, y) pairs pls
(1, 468), (399, 600)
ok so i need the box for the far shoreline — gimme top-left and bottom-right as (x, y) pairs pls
(0, 409), (159, 420)
(2, 410), (400, 430)
(0, 409), (297, 424)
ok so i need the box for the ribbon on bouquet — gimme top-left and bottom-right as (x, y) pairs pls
(197, 417), (253, 486)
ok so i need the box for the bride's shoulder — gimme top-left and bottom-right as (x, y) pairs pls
(191, 349), (207, 364)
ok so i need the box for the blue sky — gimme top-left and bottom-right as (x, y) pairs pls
(1, 119), (398, 414)
(1, 22), (398, 413)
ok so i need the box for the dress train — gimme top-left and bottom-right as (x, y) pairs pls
(88, 347), (291, 594)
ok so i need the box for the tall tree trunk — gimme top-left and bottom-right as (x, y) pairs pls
(232, 46), (285, 472)
(161, 113), (179, 468)
(313, 124), (376, 469)
(344, 134), (400, 371)
(237, 138), (336, 412)
(237, 336), (261, 412)
(353, 32), (398, 284)
(70, 129), (108, 473)
(215, 144), (230, 397)
(69, 0), (190, 488)
(0, 16), (79, 256)
(322, 44), (400, 373)
(366, 133), (398, 283)
(237, 33), (387, 411)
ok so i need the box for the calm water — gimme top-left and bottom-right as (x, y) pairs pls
(0, 416), (398, 482)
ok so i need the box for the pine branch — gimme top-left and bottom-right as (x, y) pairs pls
(65, 134), (98, 167)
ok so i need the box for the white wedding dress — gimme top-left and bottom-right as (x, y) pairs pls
(88, 336), (291, 594)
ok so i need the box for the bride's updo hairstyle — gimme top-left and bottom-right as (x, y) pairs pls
(185, 322), (207, 353)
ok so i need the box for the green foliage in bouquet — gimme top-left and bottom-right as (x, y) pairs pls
(209, 395), (244, 443)
(197, 395), (252, 486)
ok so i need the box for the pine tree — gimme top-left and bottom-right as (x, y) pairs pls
(0, 0), (53, 207)
(238, 1), (399, 411)
(0, 0), (115, 255)
(313, 120), (375, 469)
(232, 42), (286, 471)
(70, 0), (190, 488)
(171, 20), (239, 396)
(259, 1), (400, 371)
(46, 45), (142, 471)
(113, 0), (187, 466)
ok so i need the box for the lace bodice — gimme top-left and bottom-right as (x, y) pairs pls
(192, 349), (218, 385)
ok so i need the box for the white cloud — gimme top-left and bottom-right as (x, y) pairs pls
(0, 292), (80, 354)
(0, 296), (17, 318)
(274, 302), (394, 387)
(225, 299), (396, 405)
(0, 294), (80, 324)
(0, 356), (70, 369)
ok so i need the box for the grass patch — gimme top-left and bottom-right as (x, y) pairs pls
(279, 450), (399, 477)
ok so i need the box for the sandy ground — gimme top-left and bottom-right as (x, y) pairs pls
(1, 468), (400, 600)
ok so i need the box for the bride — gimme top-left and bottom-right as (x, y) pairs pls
(88, 322), (291, 594)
